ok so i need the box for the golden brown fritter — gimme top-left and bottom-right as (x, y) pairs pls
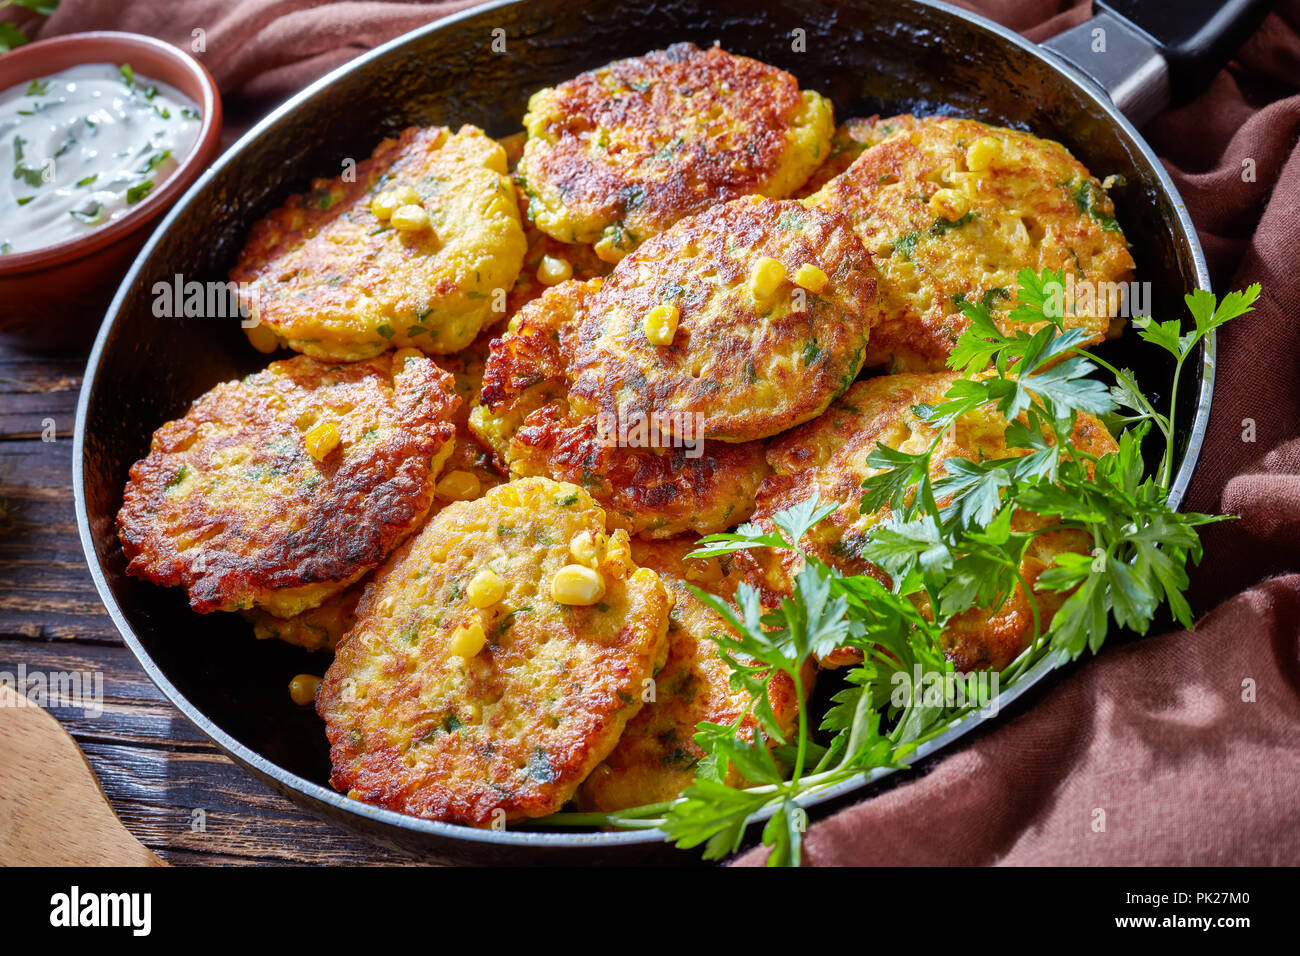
(738, 372), (1118, 671)
(118, 353), (458, 617)
(470, 278), (771, 538)
(806, 115), (1135, 371)
(317, 478), (671, 826)
(231, 125), (525, 360)
(518, 42), (834, 262)
(244, 580), (364, 652)
(577, 537), (811, 811)
(567, 196), (880, 443)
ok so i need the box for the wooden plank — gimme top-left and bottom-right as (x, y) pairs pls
(0, 349), (81, 440)
(84, 743), (413, 865)
(0, 438), (121, 642)
(0, 639), (206, 747)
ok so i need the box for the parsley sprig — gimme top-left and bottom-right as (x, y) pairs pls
(532, 270), (1256, 866)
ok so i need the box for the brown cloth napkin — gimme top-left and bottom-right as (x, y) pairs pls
(27, 0), (1300, 865)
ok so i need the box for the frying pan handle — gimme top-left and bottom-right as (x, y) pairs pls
(1042, 0), (1275, 125)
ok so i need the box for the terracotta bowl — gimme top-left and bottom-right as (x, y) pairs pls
(0, 32), (221, 348)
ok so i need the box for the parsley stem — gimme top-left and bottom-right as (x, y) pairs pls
(1159, 351), (1188, 491)
(529, 802), (674, 828)
(1001, 570), (1044, 683)
(790, 669), (809, 783)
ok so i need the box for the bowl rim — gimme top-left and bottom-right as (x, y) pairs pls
(0, 30), (223, 274)
(74, 0), (1215, 855)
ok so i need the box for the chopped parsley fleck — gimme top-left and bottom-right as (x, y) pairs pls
(894, 211), (979, 260)
(930, 210), (979, 235)
(1068, 179), (1122, 232)
(138, 150), (173, 175)
(893, 231), (919, 260)
(126, 180), (154, 204)
(70, 202), (104, 224)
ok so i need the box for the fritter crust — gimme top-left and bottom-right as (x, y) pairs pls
(317, 477), (672, 826)
(471, 278), (771, 538)
(567, 196), (880, 443)
(807, 115), (1135, 371)
(118, 353), (458, 617)
(578, 537), (809, 811)
(231, 125), (526, 360)
(738, 372), (1118, 671)
(518, 42), (834, 261)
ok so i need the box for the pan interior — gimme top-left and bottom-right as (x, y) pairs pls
(77, 0), (1207, 857)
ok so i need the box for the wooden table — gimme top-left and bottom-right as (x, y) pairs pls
(0, 343), (400, 865)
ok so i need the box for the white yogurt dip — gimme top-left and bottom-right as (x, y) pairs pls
(0, 62), (202, 255)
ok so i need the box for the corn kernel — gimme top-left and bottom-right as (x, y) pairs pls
(750, 256), (786, 299)
(370, 191), (399, 219)
(552, 564), (606, 605)
(244, 321), (279, 354)
(965, 136), (1001, 172)
(603, 532), (634, 579)
(642, 303), (679, 346)
(792, 264), (828, 294)
(683, 555), (724, 586)
(437, 469), (481, 501)
(288, 674), (321, 706)
(467, 568), (506, 608)
(929, 188), (969, 219)
(537, 255), (573, 286)
(594, 234), (628, 263)
(304, 421), (341, 461)
(391, 204), (431, 232)
(393, 185), (421, 205)
(569, 530), (604, 568)
(448, 621), (486, 658)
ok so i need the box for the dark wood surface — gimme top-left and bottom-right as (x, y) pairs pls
(0, 344), (404, 866)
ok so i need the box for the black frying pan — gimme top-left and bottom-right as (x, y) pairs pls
(74, 0), (1271, 864)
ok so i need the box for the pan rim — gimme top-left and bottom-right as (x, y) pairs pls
(73, 0), (1214, 855)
